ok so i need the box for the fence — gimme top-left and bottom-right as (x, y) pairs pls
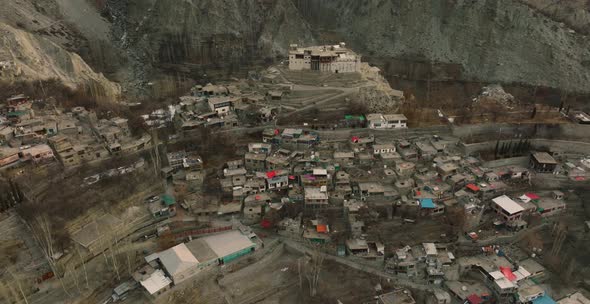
(159, 225), (232, 241)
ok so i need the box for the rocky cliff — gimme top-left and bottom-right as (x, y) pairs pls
(110, 0), (590, 96)
(2, 0), (589, 102)
(0, 23), (121, 98)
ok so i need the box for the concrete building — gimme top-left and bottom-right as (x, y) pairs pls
(536, 197), (566, 217)
(266, 175), (289, 191)
(304, 187), (329, 209)
(0, 147), (20, 168)
(207, 97), (234, 116)
(373, 144), (396, 155)
(245, 152), (267, 171)
(366, 113), (408, 129)
(491, 195), (524, 222)
(288, 42), (361, 73)
(20, 144), (54, 163)
(530, 152), (557, 173)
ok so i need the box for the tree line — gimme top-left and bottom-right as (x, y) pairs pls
(494, 138), (532, 159)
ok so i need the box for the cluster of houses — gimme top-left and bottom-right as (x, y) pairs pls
(137, 102), (589, 301)
(0, 94), (151, 171)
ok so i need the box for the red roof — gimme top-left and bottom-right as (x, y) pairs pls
(255, 195), (261, 201)
(266, 171), (276, 178)
(466, 184), (480, 192)
(261, 219), (272, 229)
(351, 136), (359, 143)
(525, 193), (540, 200)
(500, 266), (517, 281)
(274, 129), (280, 135)
(467, 294), (483, 304)
(288, 175), (296, 180)
(316, 224), (328, 233)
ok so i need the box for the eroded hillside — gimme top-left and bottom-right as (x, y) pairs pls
(0, 0), (120, 98)
(1, 0), (589, 104)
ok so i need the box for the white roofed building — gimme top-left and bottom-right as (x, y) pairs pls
(491, 195), (525, 223)
(139, 269), (172, 297)
(154, 243), (200, 284)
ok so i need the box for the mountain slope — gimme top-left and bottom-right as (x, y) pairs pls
(292, 0), (590, 93)
(111, 0), (590, 96)
(0, 22), (120, 98)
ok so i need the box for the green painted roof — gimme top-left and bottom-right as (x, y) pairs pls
(162, 194), (176, 206)
(344, 115), (365, 121)
(7, 111), (27, 117)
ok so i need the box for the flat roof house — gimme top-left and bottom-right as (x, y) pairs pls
(305, 187), (329, 209)
(373, 144), (396, 155)
(366, 113), (408, 129)
(244, 152), (266, 171)
(530, 152), (557, 173)
(491, 195), (524, 222)
(207, 97), (234, 116)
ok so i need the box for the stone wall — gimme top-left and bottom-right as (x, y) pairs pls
(462, 139), (590, 157)
(482, 156), (529, 168)
(453, 123), (590, 143)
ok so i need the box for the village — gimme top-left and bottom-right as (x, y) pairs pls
(0, 43), (589, 304)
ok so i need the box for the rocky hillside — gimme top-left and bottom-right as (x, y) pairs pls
(0, 0), (120, 98)
(0, 23), (120, 98)
(519, 0), (590, 35)
(1, 0), (589, 103)
(109, 0), (590, 96)
(297, 0), (590, 93)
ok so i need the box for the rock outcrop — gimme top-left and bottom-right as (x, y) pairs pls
(0, 23), (121, 98)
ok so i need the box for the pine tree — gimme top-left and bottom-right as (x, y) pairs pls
(516, 141), (521, 155)
(494, 140), (500, 159)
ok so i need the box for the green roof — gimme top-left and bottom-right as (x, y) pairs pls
(344, 115), (365, 121)
(162, 194), (176, 206)
(7, 111), (27, 117)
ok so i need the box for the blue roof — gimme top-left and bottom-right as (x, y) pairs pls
(419, 198), (436, 209)
(533, 295), (556, 304)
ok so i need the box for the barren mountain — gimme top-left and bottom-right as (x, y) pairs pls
(0, 23), (120, 98)
(107, 0), (590, 99)
(1, 0), (589, 105)
(0, 0), (120, 98)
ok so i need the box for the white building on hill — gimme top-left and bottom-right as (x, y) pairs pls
(288, 42), (361, 73)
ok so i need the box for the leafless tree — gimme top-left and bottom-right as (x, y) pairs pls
(76, 246), (89, 289)
(299, 243), (325, 297)
(7, 267), (29, 304)
(28, 215), (72, 298)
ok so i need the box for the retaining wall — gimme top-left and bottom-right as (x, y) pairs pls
(482, 156), (529, 168)
(462, 139), (590, 156)
(452, 123), (590, 142)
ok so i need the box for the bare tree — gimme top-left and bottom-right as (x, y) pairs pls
(28, 215), (72, 298)
(7, 267), (29, 304)
(76, 246), (89, 289)
(299, 243), (325, 297)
